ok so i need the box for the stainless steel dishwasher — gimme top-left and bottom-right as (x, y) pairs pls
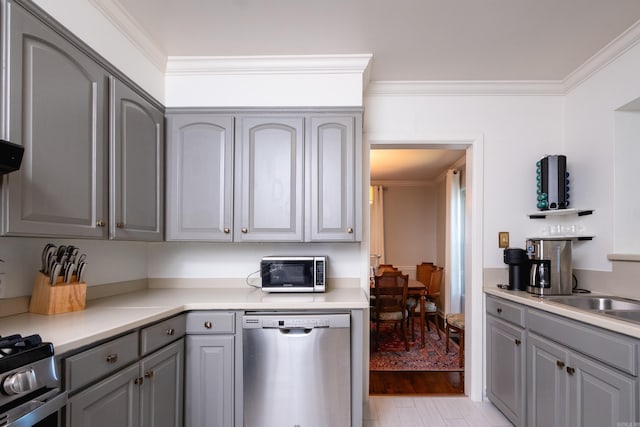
(242, 312), (351, 427)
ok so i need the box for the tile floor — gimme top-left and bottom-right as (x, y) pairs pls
(364, 396), (513, 427)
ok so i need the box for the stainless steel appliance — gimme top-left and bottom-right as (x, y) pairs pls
(242, 312), (350, 427)
(526, 238), (573, 296)
(0, 334), (67, 426)
(260, 256), (326, 292)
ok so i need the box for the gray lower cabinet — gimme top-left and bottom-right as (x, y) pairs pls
(185, 311), (237, 427)
(66, 317), (185, 427)
(68, 363), (140, 427)
(2, 0), (109, 238)
(68, 340), (184, 427)
(487, 294), (640, 427)
(185, 335), (235, 427)
(486, 311), (526, 426)
(527, 309), (638, 427)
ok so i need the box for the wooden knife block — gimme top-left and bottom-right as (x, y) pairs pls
(29, 271), (87, 315)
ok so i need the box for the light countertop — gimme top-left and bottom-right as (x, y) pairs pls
(484, 286), (640, 339)
(0, 287), (368, 355)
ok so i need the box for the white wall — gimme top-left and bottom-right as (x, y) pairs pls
(380, 185), (438, 267)
(364, 93), (565, 270)
(0, 237), (147, 298)
(32, 0), (165, 101)
(565, 40), (640, 271)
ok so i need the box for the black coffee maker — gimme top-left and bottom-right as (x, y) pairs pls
(503, 248), (530, 291)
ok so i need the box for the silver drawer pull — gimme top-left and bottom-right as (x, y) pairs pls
(165, 328), (175, 336)
(106, 354), (118, 364)
(204, 321), (213, 329)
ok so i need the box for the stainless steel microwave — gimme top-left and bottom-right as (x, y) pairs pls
(260, 256), (327, 292)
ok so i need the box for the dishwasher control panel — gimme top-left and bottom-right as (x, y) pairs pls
(242, 313), (350, 329)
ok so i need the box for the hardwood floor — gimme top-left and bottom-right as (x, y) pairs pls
(369, 370), (464, 395)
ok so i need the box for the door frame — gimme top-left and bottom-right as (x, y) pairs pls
(363, 134), (484, 401)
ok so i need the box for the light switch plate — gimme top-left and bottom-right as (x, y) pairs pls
(498, 232), (510, 248)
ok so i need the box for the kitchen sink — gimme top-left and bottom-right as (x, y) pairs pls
(542, 295), (640, 325)
(543, 295), (640, 311)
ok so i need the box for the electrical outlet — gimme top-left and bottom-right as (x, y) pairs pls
(498, 232), (510, 248)
(0, 273), (6, 298)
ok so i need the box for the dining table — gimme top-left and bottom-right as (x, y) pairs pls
(370, 277), (427, 348)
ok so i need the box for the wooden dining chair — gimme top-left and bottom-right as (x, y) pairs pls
(407, 262), (434, 332)
(371, 271), (410, 351)
(408, 266), (443, 338)
(376, 264), (398, 274)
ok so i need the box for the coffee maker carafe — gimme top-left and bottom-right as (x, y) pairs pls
(526, 238), (572, 295)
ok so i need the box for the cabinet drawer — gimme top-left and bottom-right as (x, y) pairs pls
(527, 309), (638, 376)
(65, 332), (138, 391)
(186, 311), (235, 334)
(486, 296), (526, 328)
(141, 314), (186, 355)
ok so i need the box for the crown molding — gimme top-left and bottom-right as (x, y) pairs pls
(88, 0), (166, 71)
(366, 80), (566, 96)
(563, 18), (640, 93)
(165, 54), (373, 76)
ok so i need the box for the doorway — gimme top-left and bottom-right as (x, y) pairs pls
(367, 143), (475, 395)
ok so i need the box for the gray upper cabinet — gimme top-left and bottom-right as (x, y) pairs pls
(2, 2), (108, 238)
(164, 110), (362, 242)
(307, 115), (361, 242)
(110, 78), (164, 241)
(166, 114), (234, 241)
(235, 115), (304, 242)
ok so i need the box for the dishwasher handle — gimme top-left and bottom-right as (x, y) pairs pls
(279, 328), (313, 335)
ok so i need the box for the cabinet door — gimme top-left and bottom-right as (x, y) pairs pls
(140, 338), (184, 427)
(528, 333), (570, 427)
(486, 315), (526, 426)
(235, 116), (304, 241)
(67, 363), (140, 427)
(568, 351), (637, 427)
(185, 335), (234, 427)
(2, 2), (108, 238)
(166, 114), (234, 241)
(110, 77), (164, 241)
(307, 115), (360, 241)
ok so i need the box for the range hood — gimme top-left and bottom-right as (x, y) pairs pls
(0, 139), (24, 175)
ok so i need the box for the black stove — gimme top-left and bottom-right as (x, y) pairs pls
(0, 334), (65, 426)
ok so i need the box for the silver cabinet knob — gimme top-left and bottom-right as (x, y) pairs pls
(241, 227), (248, 234)
(106, 353), (118, 363)
(116, 223), (124, 228)
(347, 227), (354, 234)
(165, 328), (175, 336)
(204, 321), (213, 329)
(223, 227), (230, 234)
(96, 220), (106, 227)
(144, 370), (154, 379)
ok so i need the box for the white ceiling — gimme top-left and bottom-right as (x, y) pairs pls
(110, 0), (640, 179)
(370, 149), (465, 182)
(116, 0), (640, 81)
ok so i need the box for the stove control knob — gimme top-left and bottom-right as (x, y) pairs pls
(2, 368), (38, 395)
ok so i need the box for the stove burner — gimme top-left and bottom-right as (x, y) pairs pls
(0, 335), (53, 374)
(0, 334), (43, 358)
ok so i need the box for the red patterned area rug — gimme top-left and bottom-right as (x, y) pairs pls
(369, 322), (462, 372)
